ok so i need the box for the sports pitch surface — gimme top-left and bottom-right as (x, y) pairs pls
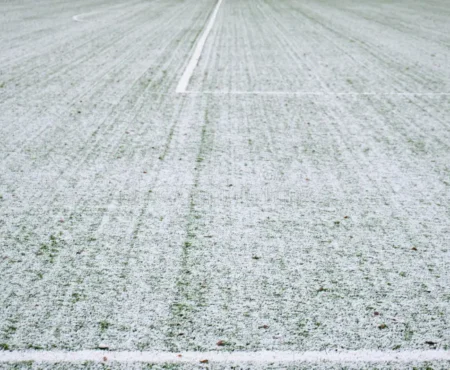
(1, 0), (450, 368)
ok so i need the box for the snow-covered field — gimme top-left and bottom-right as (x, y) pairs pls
(1, 0), (450, 368)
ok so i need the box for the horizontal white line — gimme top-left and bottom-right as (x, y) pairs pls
(184, 90), (450, 95)
(50, 91), (447, 97)
(176, 0), (224, 93)
(0, 350), (449, 364)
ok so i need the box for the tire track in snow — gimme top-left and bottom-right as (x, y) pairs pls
(165, 99), (216, 351)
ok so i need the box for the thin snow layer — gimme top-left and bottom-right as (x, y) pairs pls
(189, 0), (450, 93)
(165, 94), (450, 352)
(0, 0), (450, 366)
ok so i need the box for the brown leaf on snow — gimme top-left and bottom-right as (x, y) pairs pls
(216, 340), (226, 346)
(103, 357), (108, 362)
(200, 359), (209, 363)
(258, 325), (269, 329)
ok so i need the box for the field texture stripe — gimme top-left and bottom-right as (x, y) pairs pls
(175, 0), (224, 93)
(0, 350), (449, 364)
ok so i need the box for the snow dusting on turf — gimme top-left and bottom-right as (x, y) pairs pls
(0, 0), (450, 368)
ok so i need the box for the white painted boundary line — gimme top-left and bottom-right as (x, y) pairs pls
(185, 91), (450, 96)
(0, 350), (449, 364)
(107, 91), (450, 96)
(72, 14), (84, 22)
(176, 0), (224, 93)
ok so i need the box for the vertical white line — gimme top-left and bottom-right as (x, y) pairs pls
(176, 0), (224, 93)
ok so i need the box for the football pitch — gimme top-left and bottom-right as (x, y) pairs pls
(1, 0), (450, 368)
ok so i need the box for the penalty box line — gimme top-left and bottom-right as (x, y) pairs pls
(1, 350), (449, 364)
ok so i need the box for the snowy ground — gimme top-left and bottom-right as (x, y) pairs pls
(1, 0), (450, 368)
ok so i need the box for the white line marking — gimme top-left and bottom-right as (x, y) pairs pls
(72, 2), (129, 23)
(176, 0), (224, 93)
(72, 14), (84, 22)
(0, 350), (449, 364)
(185, 90), (450, 96)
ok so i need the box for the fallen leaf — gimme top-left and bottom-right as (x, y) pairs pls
(258, 325), (269, 329)
(103, 357), (108, 362)
(200, 359), (209, 364)
(374, 311), (380, 316)
(216, 340), (226, 346)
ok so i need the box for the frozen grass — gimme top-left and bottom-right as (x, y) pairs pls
(0, 0), (450, 368)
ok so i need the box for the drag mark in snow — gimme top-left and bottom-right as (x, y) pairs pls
(0, 350), (449, 364)
(176, 0), (224, 93)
